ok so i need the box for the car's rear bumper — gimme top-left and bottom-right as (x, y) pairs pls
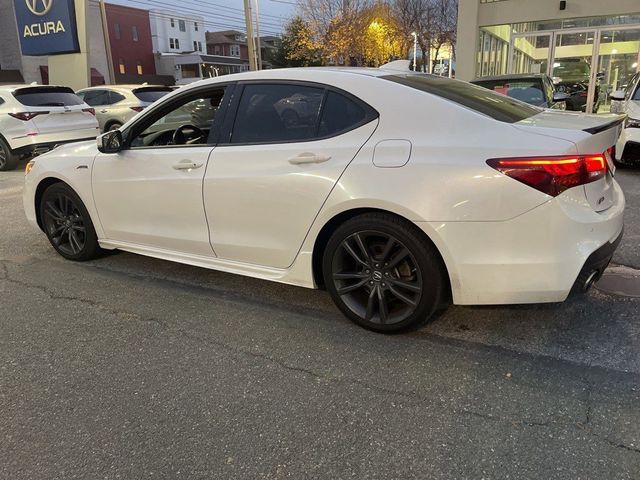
(615, 127), (640, 163)
(418, 181), (625, 305)
(10, 127), (99, 153)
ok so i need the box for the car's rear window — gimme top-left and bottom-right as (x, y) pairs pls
(13, 86), (84, 107)
(133, 87), (172, 103)
(381, 74), (541, 123)
(472, 79), (546, 106)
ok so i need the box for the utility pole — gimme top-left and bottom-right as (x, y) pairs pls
(243, 0), (258, 71)
(99, 0), (115, 83)
(254, 0), (262, 70)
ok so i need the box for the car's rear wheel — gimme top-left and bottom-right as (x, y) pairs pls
(40, 183), (104, 261)
(0, 137), (19, 171)
(323, 213), (446, 333)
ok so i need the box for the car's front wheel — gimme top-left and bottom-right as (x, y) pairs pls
(323, 213), (447, 333)
(40, 183), (104, 261)
(0, 137), (19, 171)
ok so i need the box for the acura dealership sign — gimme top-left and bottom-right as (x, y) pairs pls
(14, 0), (80, 56)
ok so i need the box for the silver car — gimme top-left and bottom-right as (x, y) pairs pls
(76, 85), (172, 132)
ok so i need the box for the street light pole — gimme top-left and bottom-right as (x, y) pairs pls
(411, 32), (417, 72)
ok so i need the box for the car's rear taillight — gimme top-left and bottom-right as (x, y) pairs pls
(130, 106), (145, 112)
(82, 107), (95, 115)
(486, 153), (607, 197)
(8, 111), (49, 121)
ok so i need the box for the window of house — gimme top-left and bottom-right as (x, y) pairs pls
(170, 18), (175, 28)
(193, 41), (198, 51)
(175, 38), (180, 49)
(194, 22), (198, 31)
(231, 84), (325, 144)
(137, 61), (143, 75)
(118, 59), (125, 74)
(169, 38), (175, 49)
(132, 26), (139, 42)
(179, 20), (186, 32)
(114, 23), (121, 40)
(214, 45), (220, 55)
(198, 42), (202, 52)
(230, 44), (240, 57)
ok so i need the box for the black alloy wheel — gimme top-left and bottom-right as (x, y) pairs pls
(0, 138), (18, 171)
(40, 183), (103, 261)
(324, 213), (445, 333)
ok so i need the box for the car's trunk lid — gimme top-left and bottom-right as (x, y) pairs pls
(514, 110), (625, 212)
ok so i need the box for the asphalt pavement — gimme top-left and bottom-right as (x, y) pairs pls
(1, 163), (639, 479)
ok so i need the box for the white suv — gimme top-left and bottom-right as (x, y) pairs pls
(610, 72), (640, 166)
(0, 85), (99, 171)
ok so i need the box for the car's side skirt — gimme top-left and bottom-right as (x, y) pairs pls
(98, 239), (317, 289)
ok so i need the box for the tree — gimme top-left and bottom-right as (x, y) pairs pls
(270, 17), (323, 68)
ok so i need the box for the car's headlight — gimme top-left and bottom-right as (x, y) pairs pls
(25, 160), (35, 175)
(625, 117), (640, 129)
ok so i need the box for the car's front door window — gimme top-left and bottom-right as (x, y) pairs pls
(130, 88), (226, 148)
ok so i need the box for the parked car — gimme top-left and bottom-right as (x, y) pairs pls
(75, 85), (172, 132)
(610, 71), (640, 166)
(554, 81), (600, 112)
(24, 69), (624, 333)
(471, 74), (569, 109)
(0, 84), (99, 171)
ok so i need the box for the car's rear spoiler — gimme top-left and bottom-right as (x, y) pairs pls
(583, 116), (625, 135)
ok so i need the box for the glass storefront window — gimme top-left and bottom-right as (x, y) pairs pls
(597, 28), (640, 112)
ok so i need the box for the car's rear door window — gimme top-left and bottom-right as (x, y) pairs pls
(231, 84), (324, 144)
(81, 90), (110, 106)
(133, 87), (172, 103)
(109, 91), (126, 104)
(318, 91), (368, 137)
(383, 74), (541, 123)
(13, 86), (84, 107)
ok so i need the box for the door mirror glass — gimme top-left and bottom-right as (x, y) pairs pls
(97, 129), (123, 153)
(609, 90), (626, 101)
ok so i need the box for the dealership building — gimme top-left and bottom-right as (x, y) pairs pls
(456, 0), (640, 113)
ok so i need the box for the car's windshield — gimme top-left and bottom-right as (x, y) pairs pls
(382, 74), (541, 123)
(13, 86), (84, 107)
(133, 87), (172, 103)
(472, 79), (546, 106)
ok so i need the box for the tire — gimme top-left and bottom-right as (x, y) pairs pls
(322, 213), (447, 333)
(107, 122), (122, 132)
(39, 183), (104, 261)
(0, 137), (19, 171)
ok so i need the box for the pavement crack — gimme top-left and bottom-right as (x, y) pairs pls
(1, 263), (168, 330)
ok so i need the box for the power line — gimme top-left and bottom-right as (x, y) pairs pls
(94, 0), (284, 35)
(105, 0), (287, 31)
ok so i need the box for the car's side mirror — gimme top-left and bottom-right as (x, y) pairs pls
(609, 90), (626, 101)
(97, 129), (123, 153)
(552, 92), (570, 103)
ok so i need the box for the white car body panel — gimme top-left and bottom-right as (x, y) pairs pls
(204, 120), (378, 268)
(23, 68), (625, 306)
(92, 147), (215, 257)
(0, 85), (99, 152)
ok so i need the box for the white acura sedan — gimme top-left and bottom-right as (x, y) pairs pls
(23, 68), (625, 333)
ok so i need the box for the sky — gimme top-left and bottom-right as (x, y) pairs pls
(108, 0), (296, 36)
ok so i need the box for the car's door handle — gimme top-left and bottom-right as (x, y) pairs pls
(287, 152), (331, 165)
(172, 160), (203, 170)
